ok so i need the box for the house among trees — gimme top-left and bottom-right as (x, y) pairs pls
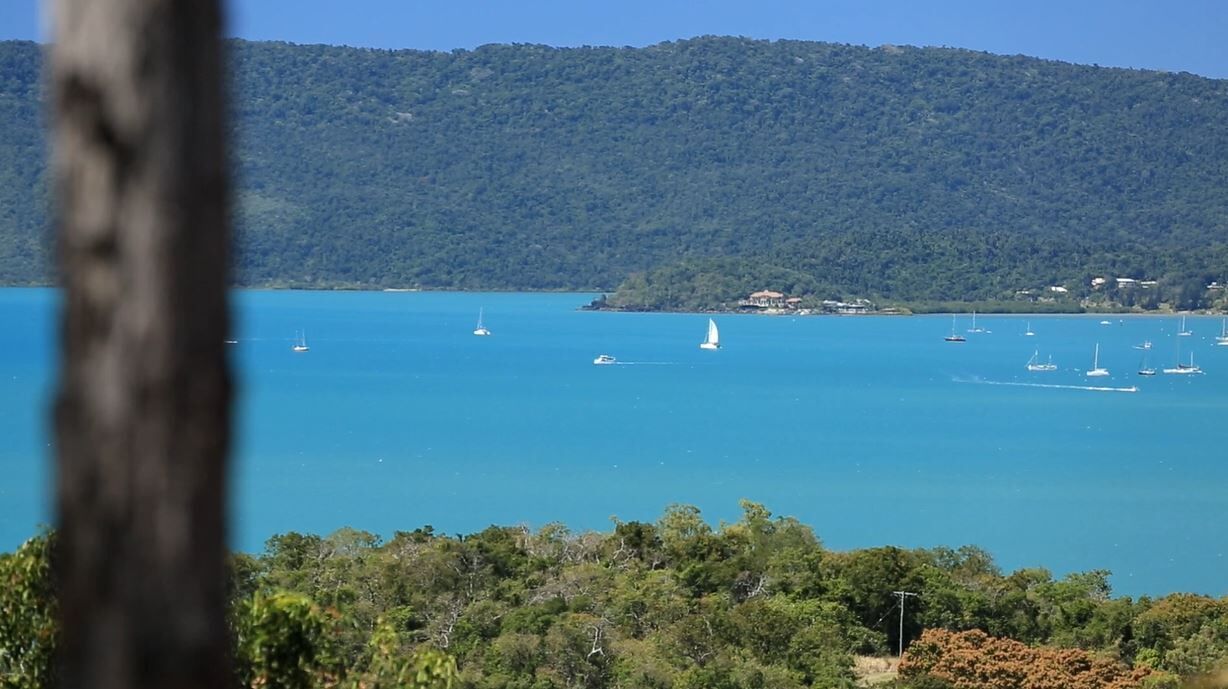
(737, 290), (874, 314)
(744, 290), (785, 308)
(822, 299), (872, 314)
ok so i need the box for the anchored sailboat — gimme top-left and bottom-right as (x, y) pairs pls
(292, 330), (309, 353)
(944, 315), (966, 342)
(1163, 354), (1203, 375)
(1178, 315), (1192, 337)
(1217, 318), (1228, 346)
(473, 308), (491, 336)
(699, 318), (720, 350)
(1085, 343), (1109, 377)
(1137, 349), (1155, 376)
(966, 311), (985, 334)
(1163, 339), (1203, 374)
(1026, 350), (1057, 372)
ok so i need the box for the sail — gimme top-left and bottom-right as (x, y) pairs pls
(707, 319), (719, 346)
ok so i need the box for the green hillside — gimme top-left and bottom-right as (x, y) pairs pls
(1, 37), (1226, 304)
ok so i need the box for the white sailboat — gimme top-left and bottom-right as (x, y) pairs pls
(1178, 315), (1192, 337)
(473, 308), (491, 336)
(966, 311), (985, 333)
(699, 318), (720, 350)
(292, 330), (309, 353)
(1024, 321), (1035, 337)
(1216, 318), (1228, 346)
(1085, 343), (1109, 377)
(1026, 350), (1056, 372)
(1163, 339), (1203, 374)
(1164, 353), (1203, 375)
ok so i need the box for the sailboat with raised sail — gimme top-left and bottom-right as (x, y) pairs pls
(1085, 343), (1109, 377)
(1026, 350), (1056, 372)
(699, 318), (720, 350)
(1024, 321), (1035, 337)
(292, 330), (309, 353)
(944, 315), (966, 342)
(1178, 315), (1192, 337)
(1217, 318), (1228, 346)
(473, 308), (491, 336)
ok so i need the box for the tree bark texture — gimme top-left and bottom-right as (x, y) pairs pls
(50, 1), (232, 688)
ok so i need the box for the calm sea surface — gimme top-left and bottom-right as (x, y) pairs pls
(2, 288), (1226, 596)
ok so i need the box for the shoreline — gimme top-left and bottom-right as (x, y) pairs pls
(582, 304), (1228, 317)
(3, 285), (1223, 316)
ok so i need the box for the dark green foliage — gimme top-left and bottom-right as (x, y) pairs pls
(4, 505), (1228, 687)
(219, 502), (1228, 686)
(233, 591), (340, 689)
(2, 37), (1227, 303)
(0, 532), (56, 689)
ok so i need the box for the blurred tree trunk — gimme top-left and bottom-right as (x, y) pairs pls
(49, 1), (232, 688)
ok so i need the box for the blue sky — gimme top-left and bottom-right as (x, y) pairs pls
(2, 0), (1226, 78)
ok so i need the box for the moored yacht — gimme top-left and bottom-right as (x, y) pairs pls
(944, 315), (966, 342)
(1026, 350), (1057, 372)
(473, 308), (491, 336)
(1085, 343), (1109, 377)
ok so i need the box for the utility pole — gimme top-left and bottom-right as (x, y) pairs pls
(893, 591), (919, 658)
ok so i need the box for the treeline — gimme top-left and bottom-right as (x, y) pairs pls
(4, 501), (1227, 688)
(2, 37), (1228, 303)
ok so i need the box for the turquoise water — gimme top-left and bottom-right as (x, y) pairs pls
(2, 288), (1226, 597)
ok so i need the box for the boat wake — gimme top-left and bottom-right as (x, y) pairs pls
(612, 361), (677, 366)
(954, 376), (1139, 394)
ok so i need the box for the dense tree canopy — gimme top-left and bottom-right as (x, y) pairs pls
(1, 37), (1227, 304)
(5, 502), (1227, 688)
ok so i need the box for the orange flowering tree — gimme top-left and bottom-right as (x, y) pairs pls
(899, 629), (1167, 689)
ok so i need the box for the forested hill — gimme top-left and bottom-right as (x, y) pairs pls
(2, 37), (1227, 302)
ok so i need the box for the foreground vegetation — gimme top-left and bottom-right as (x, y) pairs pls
(4, 501), (1227, 688)
(3, 38), (1228, 304)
